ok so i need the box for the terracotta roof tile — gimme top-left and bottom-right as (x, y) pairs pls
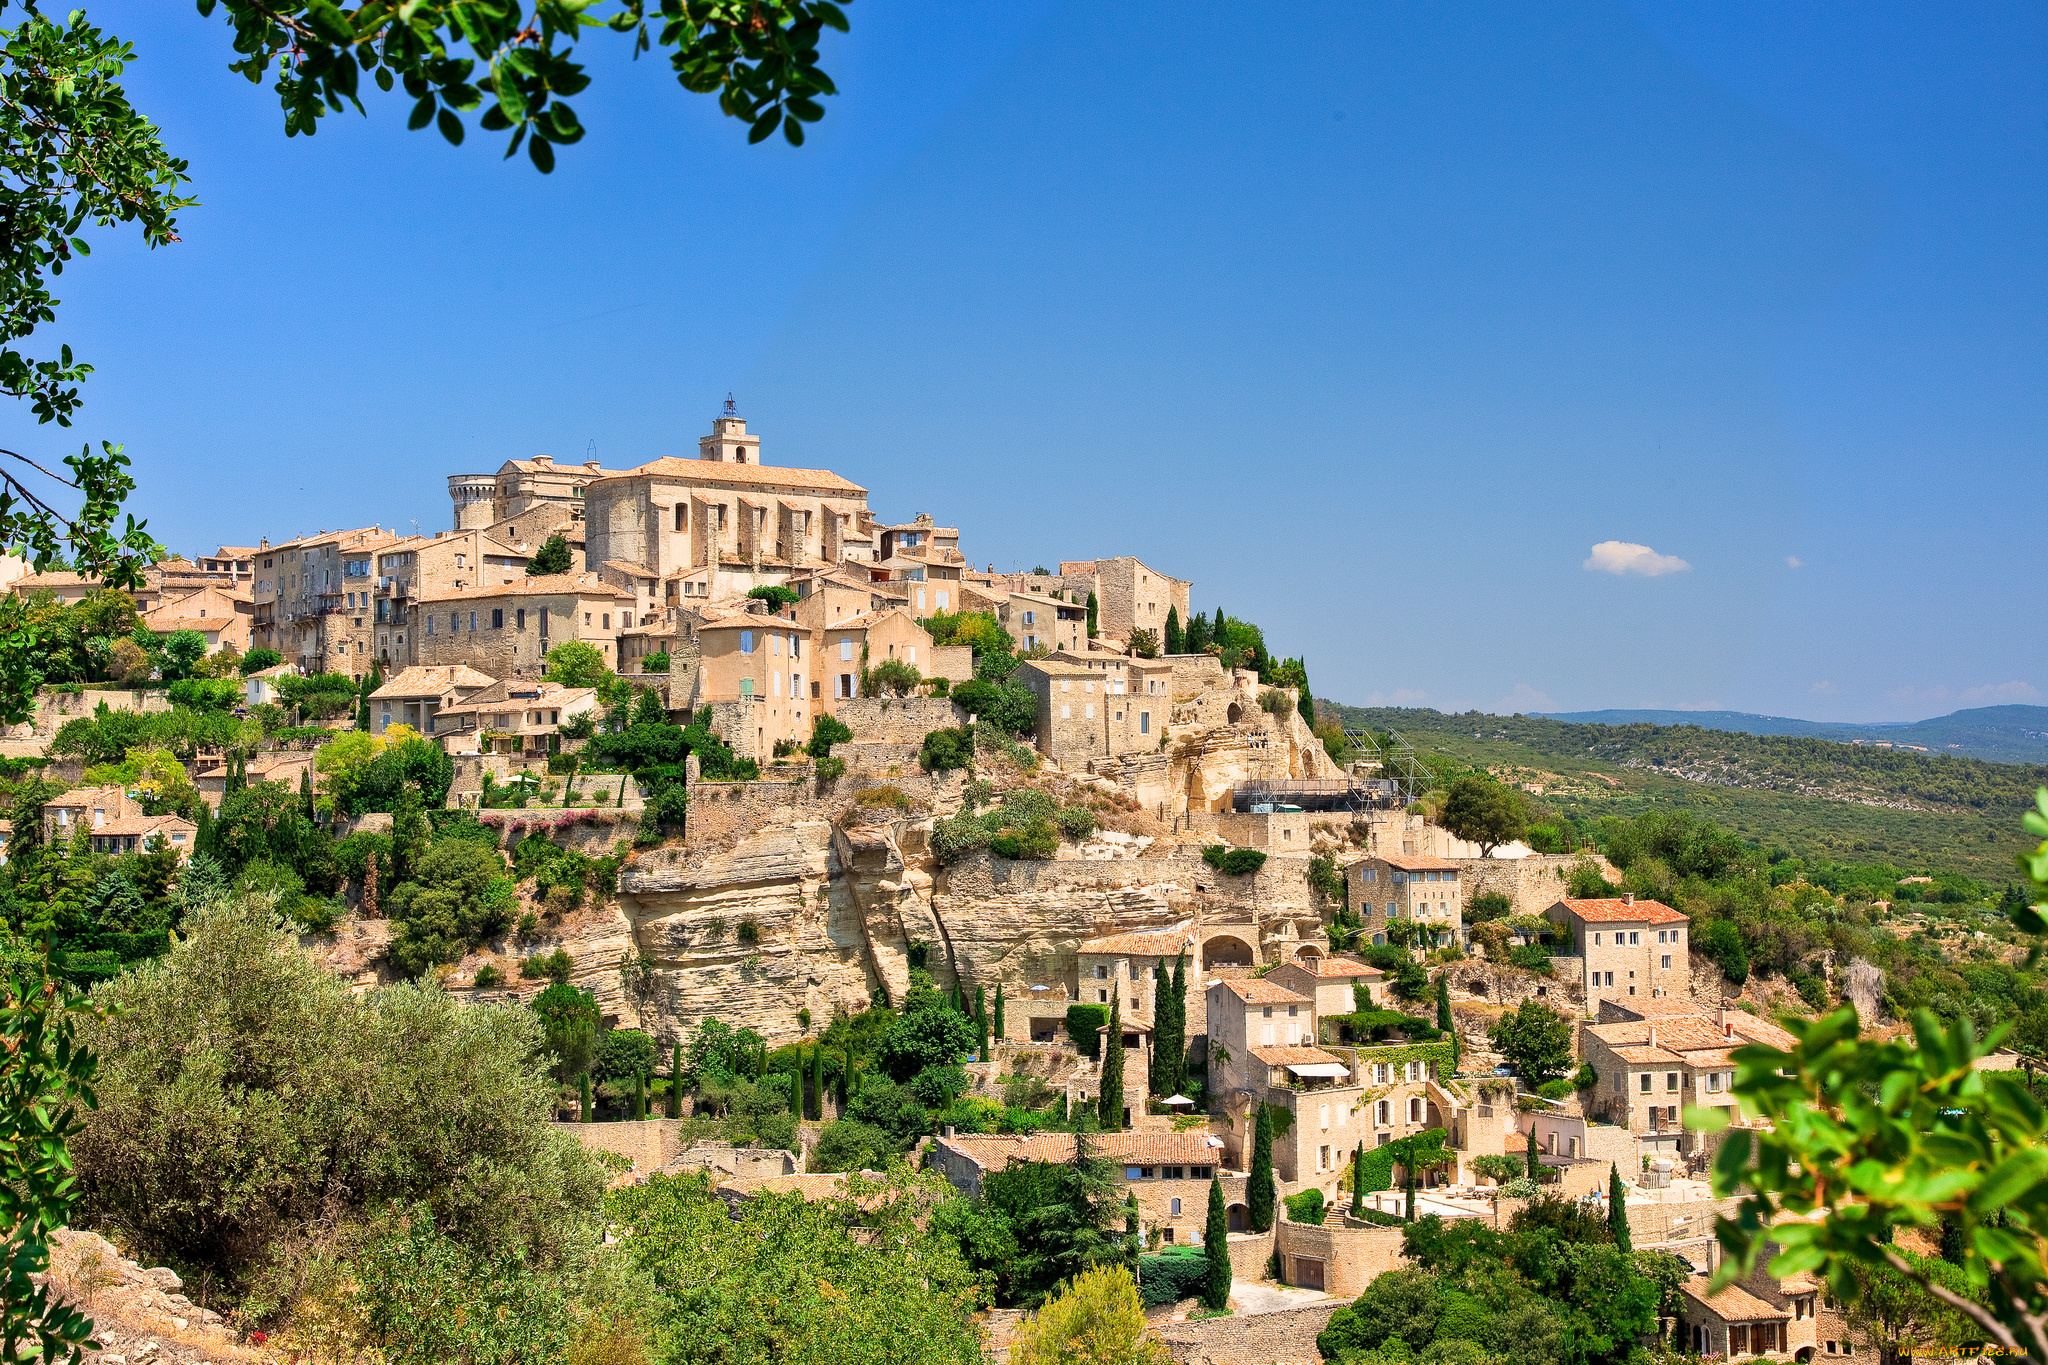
(372, 665), (498, 698)
(1215, 979), (1312, 1005)
(599, 455), (866, 495)
(1555, 897), (1688, 925)
(1275, 955), (1384, 980)
(942, 1132), (1224, 1170)
(1681, 1277), (1788, 1321)
(1077, 928), (1195, 957)
(1375, 853), (1463, 872)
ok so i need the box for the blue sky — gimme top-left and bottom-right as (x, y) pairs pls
(27, 2), (2044, 723)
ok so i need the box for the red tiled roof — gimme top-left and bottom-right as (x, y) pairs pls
(372, 665), (498, 698)
(942, 1131), (1223, 1170)
(1556, 897), (1688, 925)
(1376, 853), (1462, 872)
(600, 455), (866, 495)
(1077, 929), (1194, 957)
(1275, 955), (1383, 980)
(417, 572), (633, 603)
(92, 815), (192, 837)
(1681, 1277), (1788, 1321)
(1216, 979), (1312, 1005)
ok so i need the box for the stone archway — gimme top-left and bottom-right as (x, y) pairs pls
(1294, 943), (1324, 962)
(1227, 1204), (1248, 1233)
(1203, 935), (1254, 969)
(1226, 702), (1243, 724)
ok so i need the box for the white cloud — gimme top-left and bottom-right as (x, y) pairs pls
(1583, 541), (1691, 577)
(1958, 680), (2041, 706)
(1809, 680), (1840, 696)
(1785, 556), (1803, 569)
(1496, 683), (1555, 714)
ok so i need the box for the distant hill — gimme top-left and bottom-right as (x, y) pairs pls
(1532, 705), (2048, 765)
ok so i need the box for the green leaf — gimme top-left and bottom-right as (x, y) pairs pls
(528, 135), (555, 173)
(300, 0), (358, 45)
(375, 67), (394, 93)
(437, 109), (466, 146)
(408, 94), (437, 131)
(747, 107), (782, 144)
(491, 59), (530, 124)
(783, 115), (805, 147)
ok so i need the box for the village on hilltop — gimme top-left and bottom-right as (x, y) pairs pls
(6, 402), (2018, 1365)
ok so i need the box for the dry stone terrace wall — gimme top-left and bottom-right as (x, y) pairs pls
(833, 696), (969, 743)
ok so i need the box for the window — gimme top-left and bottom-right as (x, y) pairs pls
(840, 639), (852, 661)
(1593, 932), (1601, 946)
(490, 609), (502, 629)
(1667, 1072), (1680, 1091)
(1140, 711), (1150, 734)
(1095, 965), (1108, 979)
(1629, 931), (1640, 945)
(1661, 954), (1672, 969)
(1170, 1198), (1182, 1216)
(1085, 704), (1094, 719)
(1101, 990), (1110, 1004)
(1640, 1073), (1652, 1093)
(1408, 1096), (1422, 1123)
(1373, 1063), (1388, 1083)
(1023, 610), (1035, 625)
(741, 631), (754, 654)
(1061, 705), (1071, 719)
(740, 678), (753, 697)
(1377, 1100), (1390, 1126)
(790, 634), (801, 659)
(516, 608), (526, 629)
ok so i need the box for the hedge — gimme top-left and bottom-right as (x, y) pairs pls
(1137, 1249), (1212, 1306)
(1201, 845), (1266, 876)
(1065, 1003), (1108, 1058)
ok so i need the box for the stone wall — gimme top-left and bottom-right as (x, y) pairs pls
(835, 696), (970, 745)
(1158, 1299), (1339, 1365)
(1456, 853), (1617, 918)
(1213, 811), (1315, 852)
(553, 1118), (690, 1172)
(1164, 653), (1228, 701)
(1220, 1228), (1274, 1283)
(1274, 1215), (1406, 1297)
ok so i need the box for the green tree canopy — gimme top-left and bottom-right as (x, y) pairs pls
(542, 639), (611, 689)
(1438, 775), (1528, 856)
(1488, 997), (1573, 1084)
(525, 532), (573, 575)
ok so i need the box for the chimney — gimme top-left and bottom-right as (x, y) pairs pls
(583, 460), (600, 472)
(1719, 1007), (1732, 1039)
(1647, 1025), (1657, 1049)
(533, 455), (553, 468)
(1622, 892), (1634, 906)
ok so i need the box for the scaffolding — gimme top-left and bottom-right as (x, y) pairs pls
(1341, 728), (1434, 808)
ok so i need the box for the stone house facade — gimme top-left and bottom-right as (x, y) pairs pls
(371, 530), (531, 668)
(368, 664), (497, 737)
(413, 573), (635, 677)
(1545, 895), (1690, 1010)
(1056, 556), (1191, 650)
(431, 679), (598, 758)
(1347, 854), (1465, 950)
(1580, 998), (1798, 1160)
(999, 590), (1087, 654)
(930, 1131), (1233, 1247)
(257, 526), (399, 679)
(1265, 955), (1385, 1017)
(449, 453), (615, 531)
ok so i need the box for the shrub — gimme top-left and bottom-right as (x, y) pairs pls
(807, 714), (852, 758)
(866, 659), (922, 697)
(473, 964), (504, 988)
(1257, 688), (1294, 720)
(1507, 943), (1556, 975)
(737, 917), (760, 945)
(521, 949), (574, 983)
(1473, 1153), (1527, 1183)
(1055, 805), (1097, 841)
(1065, 1003), (1108, 1058)
(640, 651), (670, 673)
(1466, 892), (1513, 922)
(1572, 1063), (1598, 1091)
(950, 677), (1036, 735)
(1536, 1077), (1574, 1100)
(990, 817), (1058, 860)
(1136, 1249), (1212, 1307)
(1201, 845), (1266, 876)
(1500, 1177), (1539, 1197)
(919, 727), (974, 772)
(814, 755), (845, 782)
(1283, 1187), (1327, 1224)
(855, 784), (913, 811)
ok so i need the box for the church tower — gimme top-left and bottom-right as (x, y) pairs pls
(698, 394), (762, 464)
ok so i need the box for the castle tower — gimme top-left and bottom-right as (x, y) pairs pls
(698, 394), (762, 465)
(448, 473), (496, 531)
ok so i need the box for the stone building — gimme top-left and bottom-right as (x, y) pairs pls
(998, 590), (1087, 654)
(431, 679), (598, 758)
(1544, 895), (1689, 1010)
(1579, 998), (1797, 1161)
(1056, 556), (1192, 650)
(448, 453), (616, 532)
(1265, 955), (1384, 1017)
(412, 572), (635, 678)
(371, 530), (532, 669)
(930, 1131), (1233, 1246)
(580, 412), (872, 600)
(254, 525), (400, 679)
(1347, 854), (1465, 950)
(368, 664), (497, 737)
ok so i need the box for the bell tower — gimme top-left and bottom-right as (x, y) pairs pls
(699, 394), (762, 464)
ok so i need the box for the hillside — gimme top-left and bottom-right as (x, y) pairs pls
(1328, 703), (2046, 882)
(1535, 704), (2048, 765)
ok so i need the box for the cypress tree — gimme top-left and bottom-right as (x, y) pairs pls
(1097, 989), (1124, 1130)
(1202, 1177), (1231, 1310)
(1248, 1103), (1275, 1232)
(812, 1043), (826, 1120)
(1149, 962), (1171, 1099)
(1085, 591), (1099, 639)
(1436, 974), (1452, 1033)
(299, 767), (314, 819)
(1527, 1124), (1540, 1183)
(1164, 605), (1183, 656)
(1353, 1139), (1365, 1212)
(580, 1072), (592, 1122)
(787, 1063), (801, 1119)
(1608, 1163), (1631, 1251)
(1168, 952), (1188, 1098)
(1124, 1192), (1139, 1266)
(1403, 1141), (1417, 1221)
(976, 985), (989, 1061)
(634, 1071), (647, 1120)
(838, 1042), (852, 1108)
(1213, 608), (1227, 652)
(668, 1043), (683, 1119)
(994, 987), (1005, 1042)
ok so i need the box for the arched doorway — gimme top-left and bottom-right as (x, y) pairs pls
(1227, 1204), (1247, 1232)
(1203, 936), (1254, 968)
(1293, 943), (1324, 962)
(1226, 702), (1243, 724)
